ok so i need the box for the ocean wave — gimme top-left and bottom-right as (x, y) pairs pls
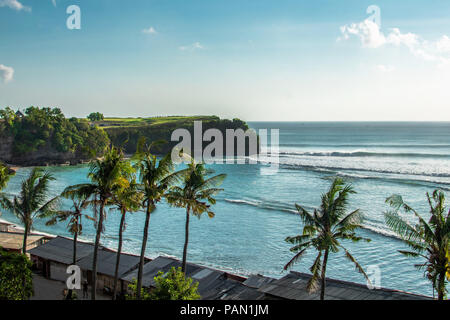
(277, 150), (450, 159)
(223, 198), (404, 240)
(224, 198), (299, 214)
(275, 162), (450, 179)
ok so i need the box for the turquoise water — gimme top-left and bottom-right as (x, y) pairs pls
(2, 122), (450, 297)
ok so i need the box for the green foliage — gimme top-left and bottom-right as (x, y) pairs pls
(149, 267), (200, 300)
(126, 278), (151, 300)
(0, 106), (109, 158)
(1, 168), (59, 253)
(87, 112), (104, 121)
(105, 116), (250, 155)
(284, 177), (371, 299)
(0, 248), (33, 300)
(385, 190), (450, 300)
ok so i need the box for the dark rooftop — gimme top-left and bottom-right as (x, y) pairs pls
(28, 236), (94, 265)
(259, 271), (432, 300)
(77, 248), (141, 278)
(121, 256), (263, 300)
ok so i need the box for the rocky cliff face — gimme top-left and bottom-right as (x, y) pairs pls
(0, 133), (86, 166)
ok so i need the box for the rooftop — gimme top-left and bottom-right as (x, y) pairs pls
(259, 271), (432, 300)
(0, 231), (45, 251)
(120, 256), (263, 300)
(77, 248), (141, 278)
(28, 236), (94, 264)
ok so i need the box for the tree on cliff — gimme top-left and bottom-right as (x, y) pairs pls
(87, 112), (104, 121)
(0, 107), (109, 160)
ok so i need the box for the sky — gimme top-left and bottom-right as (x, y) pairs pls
(1, 0), (450, 121)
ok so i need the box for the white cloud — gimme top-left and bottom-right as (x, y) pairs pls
(0, 0), (31, 11)
(142, 26), (157, 35)
(179, 42), (204, 51)
(51, 0), (56, 7)
(0, 64), (14, 83)
(339, 19), (450, 66)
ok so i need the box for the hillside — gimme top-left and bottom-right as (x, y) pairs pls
(0, 108), (252, 166)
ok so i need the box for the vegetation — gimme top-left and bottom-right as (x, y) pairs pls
(385, 190), (450, 300)
(0, 162), (15, 208)
(104, 116), (250, 155)
(1, 168), (58, 254)
(166, 155), (226, 273)
(126, 278), (151, 300)
(87, 112), (104, 122)
(149, 267), (200, 300)
(63, 146), (131, 300)
(126, 267), (200, 300)
(0, 107), (108, 159)
(133, 140), (184, 299)
(111, 171), (143, 300)
(284, 177), (371, 300)
(0, 248), (33, 300)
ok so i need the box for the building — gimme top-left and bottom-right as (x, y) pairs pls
(258, 271), (432, 300)
(28, 236), (94, 281)
(0, 231), (46, 253)
(0, 220), (14, 232)
(76, 248), (143, 293)
(120, 256), (264, 300)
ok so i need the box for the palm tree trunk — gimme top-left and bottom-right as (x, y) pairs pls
(22, 223), (29, 254)
(91, 200), (105, 300)
(112, 211), (126, 300)
(320, 248), (329, 300)
(73, 222), (78, 264)
(181, 206), (191, 274)
(67, 227), (78, 300)
(437, 270), (446, 300)
(136, 203), (152, 299)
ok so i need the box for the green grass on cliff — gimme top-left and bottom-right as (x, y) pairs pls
(93, 116), (220, 129)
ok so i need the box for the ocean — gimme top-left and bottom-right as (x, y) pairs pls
(2, 122), (450, 297)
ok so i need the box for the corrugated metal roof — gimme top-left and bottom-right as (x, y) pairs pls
(259, 271), (432, 300)
(120, 256), (256, 300)
(28, 236), (94, 265)
(243, 274), (276, 289)
(77, 248), (140, 278)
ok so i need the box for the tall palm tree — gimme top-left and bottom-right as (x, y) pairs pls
(0, 162), (14, 209)
(385, 190), (450, 300)
(166, 157), (226, 273)
(64, 146), (130, 300)
(2, 168), (58, 254)
(284, 177), (371, 300)
(111, 177), (143, 300)
(45, 190), (93, 299)
(133, 141), (184, 299)
(45, 189), (93, 265)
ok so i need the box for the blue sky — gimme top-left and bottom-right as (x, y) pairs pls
(1, 0), (450, 121)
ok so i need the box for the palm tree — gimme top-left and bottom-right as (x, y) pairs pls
(63, 146), (130, 300)
(0, 162), (14, 209)
(166, 157), (226, 273)
(46, 189), (93, 265)
(385, 190), (450, 300)
(2, 168), (58, 254)
(111, 177), (143, 300)
(45, 189), (93, 299)
(284, 177), (371, 300)
(133, 142), (184, 299)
